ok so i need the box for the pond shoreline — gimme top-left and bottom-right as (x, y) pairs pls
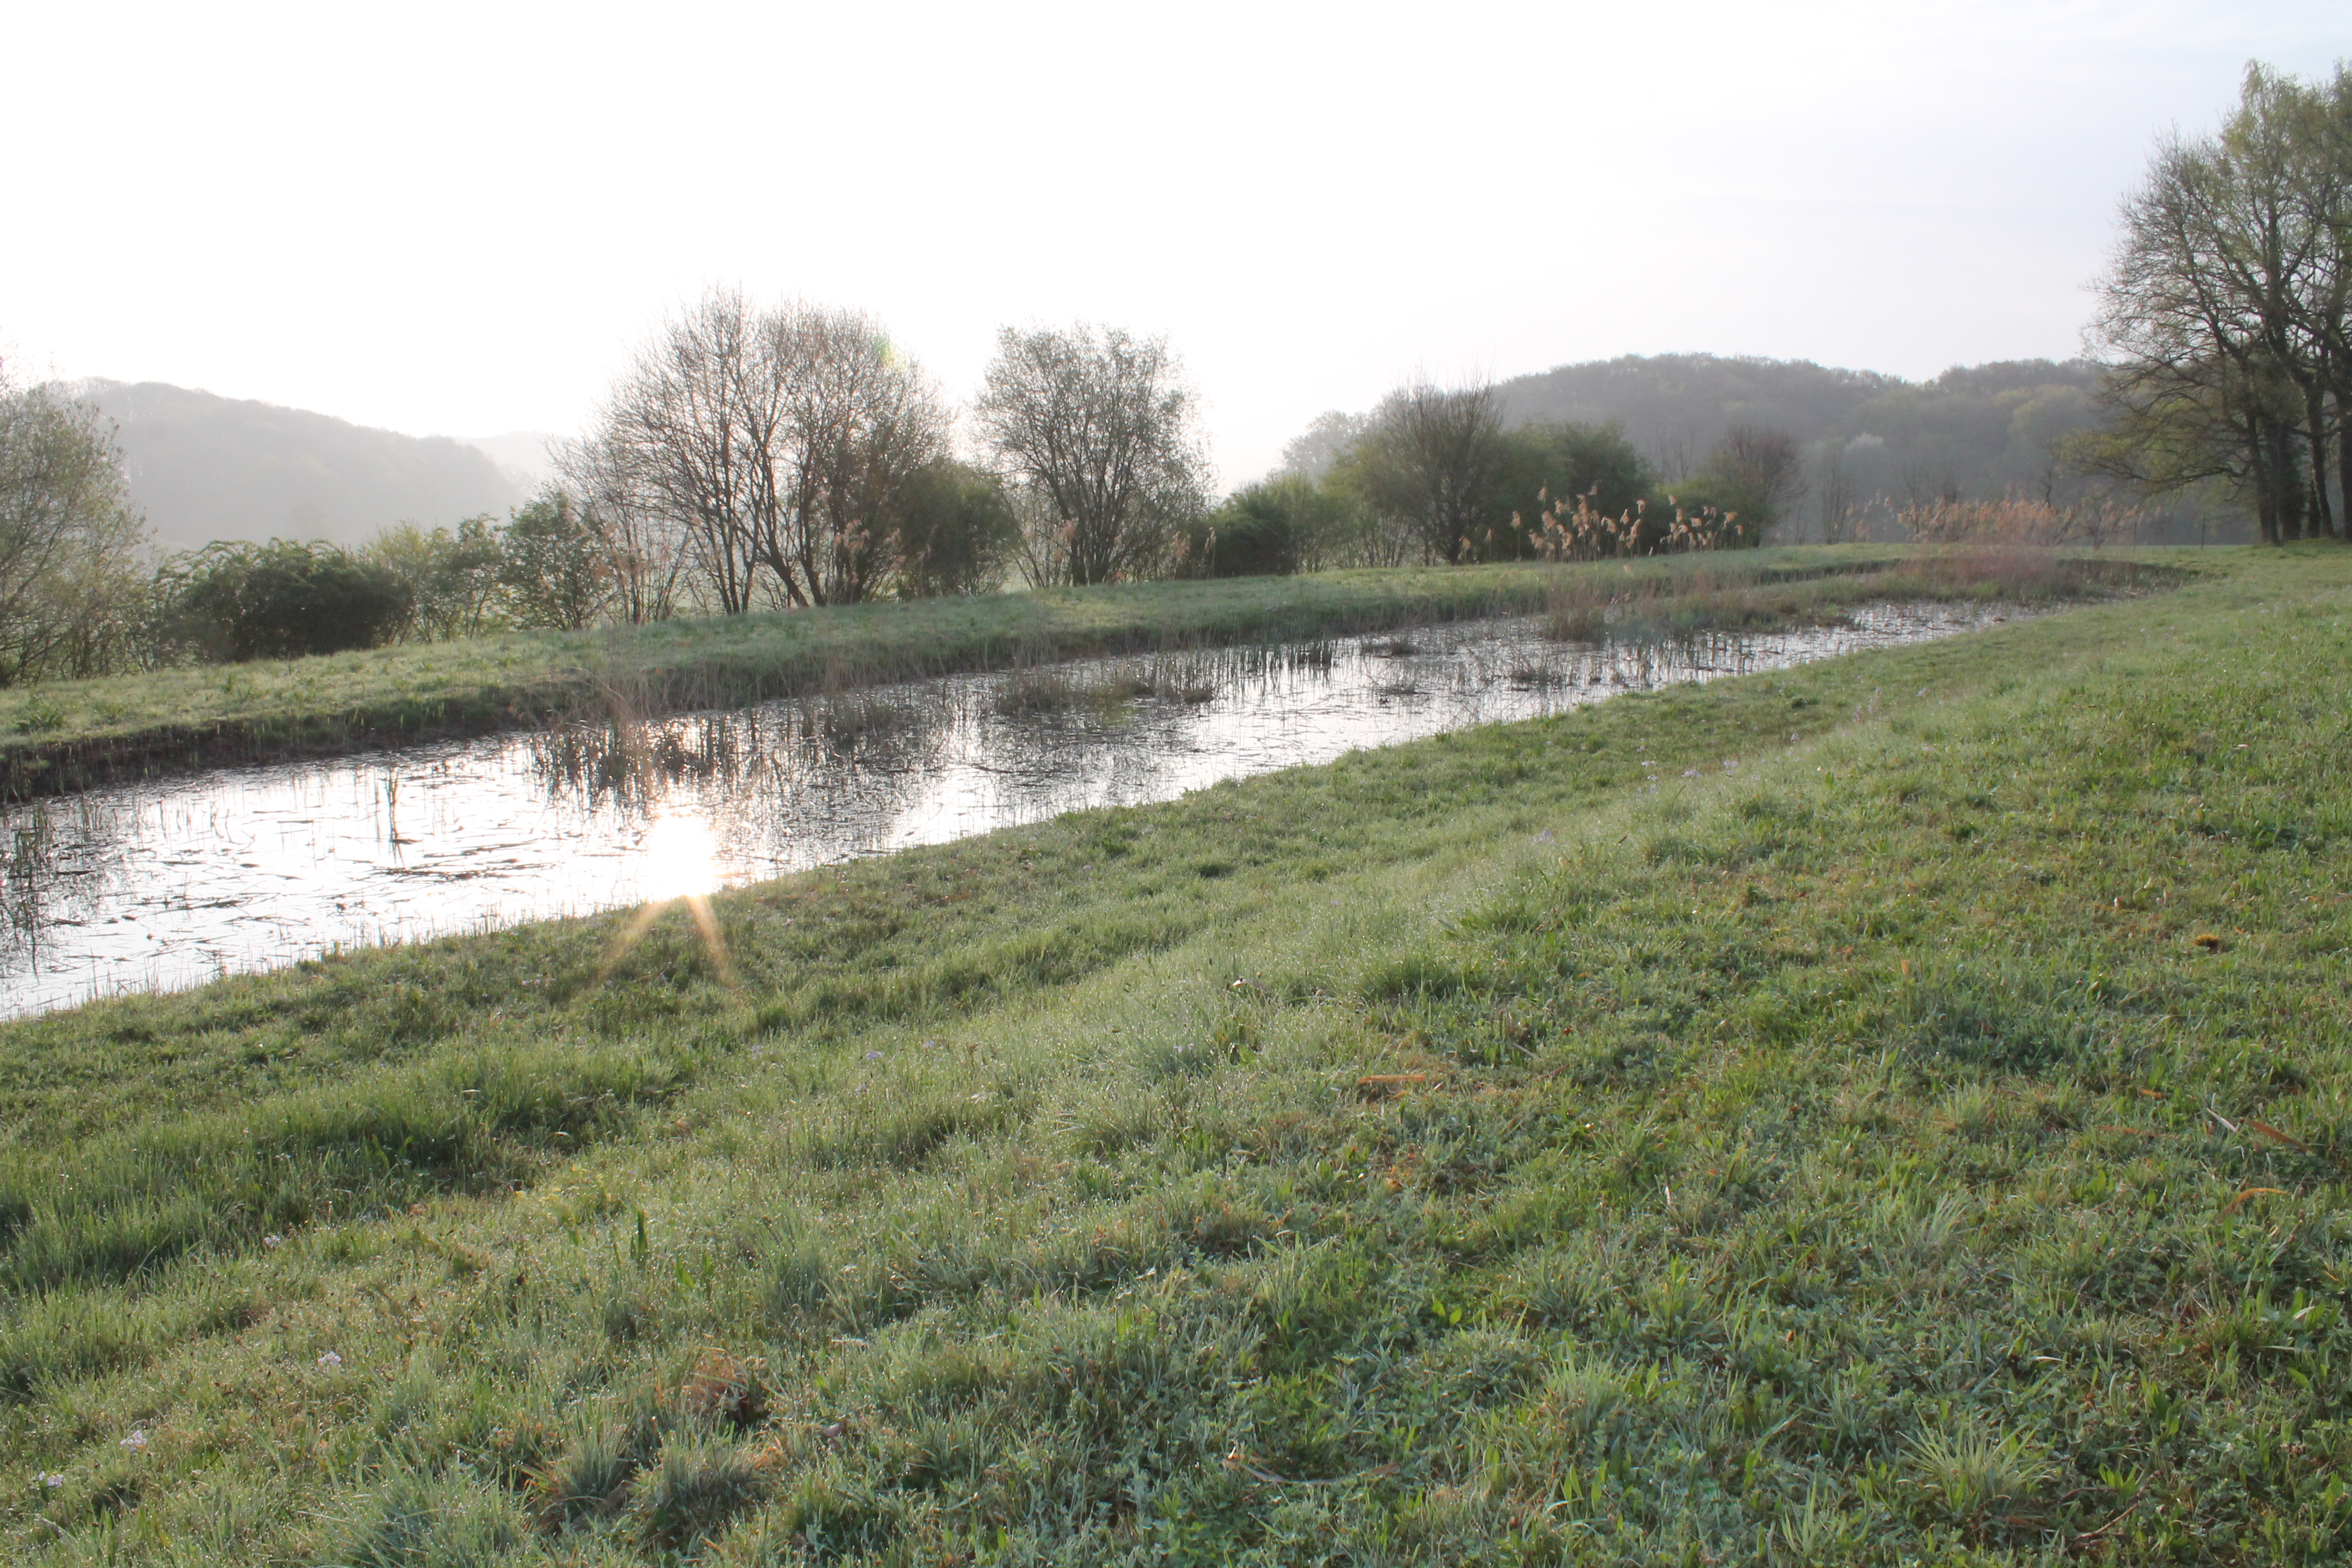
(0, 601), (2065, 1019)
(0, 551), (1941, 799)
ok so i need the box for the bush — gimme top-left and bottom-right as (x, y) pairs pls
(369, 516), (507, 641)
(1181, 475), (1354, 577)
(1483, 423), (1659, 560)
(499, 487), (612, 628)
(892, 460), (1018, 597)
(160, 538), (409, 662)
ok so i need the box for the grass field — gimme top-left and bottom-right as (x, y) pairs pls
(1, 545), (2346, 1565)
(0, 549), (1925, 797)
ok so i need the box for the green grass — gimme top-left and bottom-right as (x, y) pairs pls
(0, 545), (2345, 1565)
(1539, 547), (2164, 642)
(0, 549), (1919, 796)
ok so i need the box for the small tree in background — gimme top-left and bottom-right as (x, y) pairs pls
(1337, 379), (1507, 564)
(1813, 441), (1856, 542)
(0, 367), (153, 684)
(1675, 425), (1805, 546)
(1482, 422), (1653, 559)
(572, 289), (951, 613)
(369, 515), (507, 641)
(975, 324), (1210, 586)
(1275, 410), (1373, 482)
(500, 488), (612, 629)
(1179, 474), (1356, 577)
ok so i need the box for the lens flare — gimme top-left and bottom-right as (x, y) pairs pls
(636, 810), (721, 903)
(597, 810), (737, 991)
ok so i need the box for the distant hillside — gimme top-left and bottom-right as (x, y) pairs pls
(1490, 354), (2108, 507)
(1283, 353), (2205, 541)
(70, 380), (525, 555)
(462, 431), (562, 493)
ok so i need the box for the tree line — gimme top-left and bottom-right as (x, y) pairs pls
(1199, 382), (1797, 576)
(557, 290), (1798, 608)
(2088, 62), (2352, 543)
(0, 311), (1810, 687)
(6, 63), (2337, 686)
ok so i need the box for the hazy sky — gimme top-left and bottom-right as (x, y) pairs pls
(6, 1), (2343, 484)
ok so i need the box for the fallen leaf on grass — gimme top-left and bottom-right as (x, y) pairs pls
(2247, 1120), (2310, 1153)
(2223, 1188), (2287, 1215)
(1358, 1072), (1438, 1099)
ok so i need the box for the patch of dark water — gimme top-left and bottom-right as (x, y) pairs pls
(0, 605), (2022, 1016)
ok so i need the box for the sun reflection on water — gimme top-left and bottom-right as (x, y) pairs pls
(635, 810), (722, 903)
(600, 808), (738, 990)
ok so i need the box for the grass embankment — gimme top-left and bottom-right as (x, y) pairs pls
(1, 547), (2346, 1564)
(1539, 549), (2154, 642)
(0, 549), (1918, 797)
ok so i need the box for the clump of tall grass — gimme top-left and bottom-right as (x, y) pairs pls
(993, 667), (1154, 717)
(809, 693), (924, 754)
(1514, 489), (1751, 560)
(1899, 492), (2149, 549)
(995, 654), (1233, 717)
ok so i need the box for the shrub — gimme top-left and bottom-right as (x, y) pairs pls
(499, 487), (612, 628)
(369, 515), (507, 640)
(1181, 475), (1354, 577)
(892, 459), (1017, 597)
(160, 538), (408, 661)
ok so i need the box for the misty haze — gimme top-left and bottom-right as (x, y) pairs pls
(0, 8), (2345, 1565)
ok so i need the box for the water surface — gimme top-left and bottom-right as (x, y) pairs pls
(0, 606), (2017, 1016)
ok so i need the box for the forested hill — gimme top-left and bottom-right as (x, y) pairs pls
(71, 380), (525, 554)
(1488, 353), (2108, 505)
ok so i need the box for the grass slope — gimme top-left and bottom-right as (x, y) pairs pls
(0, 547), (2346, 1565)
(0, 551), (1915, 797)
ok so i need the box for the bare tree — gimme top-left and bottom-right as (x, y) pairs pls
(974, 324), (1209, 586)
(1707, 425), (1806, 540)
(1276, 410), (1371, 481)
(0, 366), (153, 682)
(554, 428), (690, 624)
(1647, 426), (1703, 485)
(755, 309), (948, 606)
(1812, 440), (1854, 543)
(1345, 378), (1506, 563)
(571, 290), (950, 615)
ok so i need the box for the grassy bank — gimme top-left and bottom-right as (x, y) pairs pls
(0, 549), (1925, 797)
(1, 546), (2345, 1564)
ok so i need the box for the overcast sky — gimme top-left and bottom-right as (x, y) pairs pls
(5, 1), (2344, 484)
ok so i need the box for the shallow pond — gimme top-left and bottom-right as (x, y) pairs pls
(0, 605), (2020, 1016)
